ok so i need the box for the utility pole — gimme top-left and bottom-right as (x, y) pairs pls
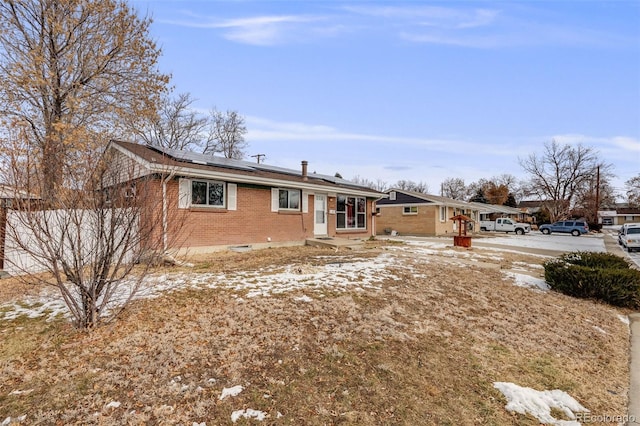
(595, 165), (600, 228)
(251, 154), (265, 164)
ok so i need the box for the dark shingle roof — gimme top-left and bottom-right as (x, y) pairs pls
(111, 140), (384, 196)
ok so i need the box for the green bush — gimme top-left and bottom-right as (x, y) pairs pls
(557, 251), (630, 269)
(544, 252), (640, 309)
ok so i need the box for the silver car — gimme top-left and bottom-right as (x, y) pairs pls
(620, 224), (640, 252)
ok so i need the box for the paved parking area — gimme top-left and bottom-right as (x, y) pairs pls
(388, 231), (640, 268)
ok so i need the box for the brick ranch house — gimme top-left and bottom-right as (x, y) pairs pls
(375, 189), (480, 236)
(109, 140), (385, 254)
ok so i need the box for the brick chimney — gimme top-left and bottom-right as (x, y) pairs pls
(301, 160), (308, 181)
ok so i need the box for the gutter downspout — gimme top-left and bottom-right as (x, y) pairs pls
(162, 172), (175, 253)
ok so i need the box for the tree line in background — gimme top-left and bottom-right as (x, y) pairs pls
(350, 140), (640, 225)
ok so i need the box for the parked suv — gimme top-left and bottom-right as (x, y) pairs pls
(539, 220), (589, 236)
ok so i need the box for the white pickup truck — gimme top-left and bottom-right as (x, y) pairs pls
(479, 218), (531, 235)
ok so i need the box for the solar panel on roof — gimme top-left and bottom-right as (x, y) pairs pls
(252, 163), (300, 176)
(151, 145), (255, 171)
(146, 145), (379, 192)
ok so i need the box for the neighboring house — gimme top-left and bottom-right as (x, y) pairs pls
(598, 207), (640, 226)
(375, 189), (480, 236)
(469, 202), (529, 222)
(108, 140), (384, 253)
(517, 200), (547, 223)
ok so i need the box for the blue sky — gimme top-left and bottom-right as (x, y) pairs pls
(132, 0), (640, 197)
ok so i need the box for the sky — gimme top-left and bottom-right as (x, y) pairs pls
(130, 0), (640, 198)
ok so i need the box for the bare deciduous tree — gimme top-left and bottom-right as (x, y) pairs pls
(204, 109), (249, 159)
(519, 140), (608, 222)
(441, 177), (466, 199)
(573, 172), (617, 223)
(626, 175), (640, 207)
(128, 92), (209, 151)
(1, 130), (185, 328)
(0, 0), (169, 202)
(394, 180), (429, 194)
(351, 175), (388, 192)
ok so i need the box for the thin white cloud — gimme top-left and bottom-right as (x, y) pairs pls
(343, 5), (500, 29)
(611, 136), (640, 152)
(551, 133), (640, 152)
(399, 32), (505, 49)
(157, 4), (635, 49)
(160, 13), (331, 46)
(216, 15), (323, 45)
(245, 115), (504, 155)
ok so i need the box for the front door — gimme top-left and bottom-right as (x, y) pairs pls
(314, 194), (328, 236)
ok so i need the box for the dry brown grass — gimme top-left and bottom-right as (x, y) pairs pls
(0, 241), (630, 425)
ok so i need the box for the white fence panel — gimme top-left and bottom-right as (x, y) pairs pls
(3, 208), (139, 276)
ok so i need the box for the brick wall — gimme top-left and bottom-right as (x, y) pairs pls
(161, 179), (372, 250)
(376, 205), (456, 236)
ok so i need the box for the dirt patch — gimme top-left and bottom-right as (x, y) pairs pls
(0, 241), (630, 424)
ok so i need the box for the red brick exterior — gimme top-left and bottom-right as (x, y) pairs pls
(159, 178), (374, 251)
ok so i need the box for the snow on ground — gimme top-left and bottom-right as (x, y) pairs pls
(0, 254), (403, 322)
(0, 234), (610, 325)
(493, 382), (589, 425)
(2, 416), (26, 426)
(219, 385), (244, 400)
(231, 409), (267, 423)
(502, 271), (550, 291)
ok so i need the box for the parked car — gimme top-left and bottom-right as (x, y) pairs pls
(479, 218), (531, 235)
(539, 220), (589, 236)
(619, 223), (640, 252)
(618, 223), (640, 245)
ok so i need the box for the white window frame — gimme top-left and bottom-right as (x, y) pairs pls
(336, 195), (367, 230)
(278, 188), (301, 211)
(403, 205), (418, 215)
(439, 206), (447, 222)
(191, 179), (226, 208)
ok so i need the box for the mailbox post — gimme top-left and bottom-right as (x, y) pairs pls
(450, 214), (473, 248)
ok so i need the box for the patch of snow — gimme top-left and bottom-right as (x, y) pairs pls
(1, 417), (26, 426)
(494, 382), (588, 425)
(294, 295), (313, 303)
(8, 389), (33, 396)
(514, 261), (544, 269)
(193, 422), (206, 426)
(502, 271), (550, 291)
(231, 409), (267, 423)
(219, 385), (244, 400)
(592, 326), (607, 335)
(105, 401), (121, 409)
(618, 315), (630, 326)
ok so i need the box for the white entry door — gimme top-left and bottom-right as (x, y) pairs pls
(314, 194), (328, 236)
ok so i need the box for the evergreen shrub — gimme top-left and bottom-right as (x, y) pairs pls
(543, 252), (640, 308)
